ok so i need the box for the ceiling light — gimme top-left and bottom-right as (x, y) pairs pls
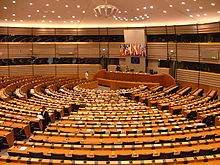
(82, 11), (86, 13)
(189, 15), (193, 17)
(63, 21), (66, 23)
(124, 11), (127, 13)
(43, 15), (46, 18)
(150, 6), (154, 9)
(28, 15), (31, 17)
(163, 10), (167, 13)
(169, 5), (173, 7)
(77, 5), (80, 8)
(196, 14), (200, 17)
(70, 21), (73, 23)
(12, 19), (15, 21)
(181, 2), (186, 5)
(130, 19), (134, 21)
(58, 16), (61, 18)
(199, 6), (203, 9)
(94, 0), (119, 17)
(143, 7), (147, 10)
(211, 3), (215, 6)
(36, 10), (40, 12)
(72, 16), (75, 18)
(3, 7), (7, 9)
(203, 13), (207, 16)
(49, 20), (52, 23)
(29, 2), (33, 5)
(4, 19), (8, 21)
(217, 11), (220, 14)
(77, 20), (80, 22)
(65, 5), (68, 8)
(186, 9), (190, 12)
(51, 11), (55, 13)
(12, 1), (16, 4)
(46, 4), (49, 6)
(20, 20), (23, 22)
(12, 13), (16, 16)
(42, 20), (45, 22)
(136, 8), (140, 11)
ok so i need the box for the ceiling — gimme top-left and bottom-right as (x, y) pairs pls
(0, 0), (219, 28)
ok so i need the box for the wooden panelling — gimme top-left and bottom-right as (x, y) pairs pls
(55, 28), (77, 35)
(8, 27), (33, 35)
(177, 44), (199, 62)
(33, 44), (56, 58)
(175, 25), (198, 34)
(8, 44), (32, 58)
(33, 64), (56, 75)
(0, 45), (8, 59)
(200, 72), (220, 88)
(108, 28), (124, 35)
(147, 43), (167, 60)
(109, 43), (120, 58)
(77, 28), (99, 35)
(146, 26), (167, 35)
(0, 66), (9, 76)
(0, 27), (8, 35)
(9, 65), (33, 76)
(32, 28), (55, 35)
(78, 44), (99, 58)
(198, 22), (220, 34)
(176, 69), (199, 84)
(56, 44), (78, 58)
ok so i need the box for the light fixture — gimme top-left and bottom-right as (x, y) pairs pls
(94, 0), (119, 17)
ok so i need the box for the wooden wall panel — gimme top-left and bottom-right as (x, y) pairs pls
(109, 43), (120, 58)
(198, 22), (220, 34)
(0, 27), (8, 35)
(176, 69), (199, 84)
(8, 44), (32, 59)
(33, 65), (56, 75)
(147, 43), (167, 60)
(32, 28), (55, 35)
(77, 28), (99, 35)
(78, 44), (99, 58)
(55, 28), (77, 35)
(8, 27), (33, 35)
(175, 25), (197, 34)
(108, 28), (124, 35)
(200, 72), (220, 88)
(177, 44), (199, 62)
(33, 44), (56, 58)
(146, 26), (167, 35)
(56, 44), (78, 58)
(0, 45), (8, 59)
(0, 66), (9, 76)
(9, 65), (33, 76)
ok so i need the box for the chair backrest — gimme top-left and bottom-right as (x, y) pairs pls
(29, 152), (44, 158)
(51, 153), (65, 160)
(94, 155), (109, 161)
(72, 154), (87, 160)
(117, 154), (132, 161)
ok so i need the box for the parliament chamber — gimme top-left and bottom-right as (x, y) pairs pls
(1, 0), (220, 164)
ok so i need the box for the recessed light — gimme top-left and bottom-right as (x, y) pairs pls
(12, 13), (16, 16)
(196, 14), (200, 17)
(147, 16), (150, 18)
(150, 6), (154, 9)
(169, 5), (173, 8)
(36, 10), (40, 12)
(28, 15), (31, 17)
(193, 0), (196, 1)
(3, 7), (7, 9)
(139, 15), (143, 18)
(76, 5), (80, 8)
(77, 20), (80, 22)
(130, 19), (134, 21)
(189, 15), (193, 17)
(211, 3), (215, 6)
(144, 14), (148, 16)
(186, 9), (190, 12)
(136, 8), (140, 11)
(70, 21), (73, 23)
(29, 2), (33, 5)
(4, 19), (8, 21)
(65, 5), (68, 8)
(118, 11), (121, 13)
(49, 20), (52, 23)
(43, 15), (46, 18)
(12, 19), (15, 21)
(203, 13), (207, 16)
(12, 1), (16, 4)
(199, 6), (203, 9)
(124, 10), (127, 13)
(46, 4), (49, 6)
(20, 20), (23, 22)
(217, 11), (220, 14)
(143, 7), (147, 10)
(51, 11), (55, 13)
(58, 16), (61, 18)
(42, 20), (45, 22)
(82, 11), (86, 13)
(95, 14), (97, 17)
(181, 2), (186, 5)
(72, 16), (75, 18)
(163, 10), (167, 13)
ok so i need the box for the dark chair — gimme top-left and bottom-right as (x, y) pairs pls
(94, 155), (109, 161)
(72, 154), (87, 160)
(179, 150), (194, 158)
(117, 154), (132, 161)
(126, 130), (137, 134)
(94, 131), (105, 134)
(51, 153), (65, 160)
(159, 152), (174, 159)
(122, 141), (135, 145)
(175, 137), (186, 142)
(205, 134), (216, 139)
(138, 153), (153, 160)
(190, 136), (202, 141)
(197, 149), (214, 156)
(29, 152), (44, 158)
(110, 131), (121, 134)
(142, 129), (153, 133)
(171, 126), (181, 131)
